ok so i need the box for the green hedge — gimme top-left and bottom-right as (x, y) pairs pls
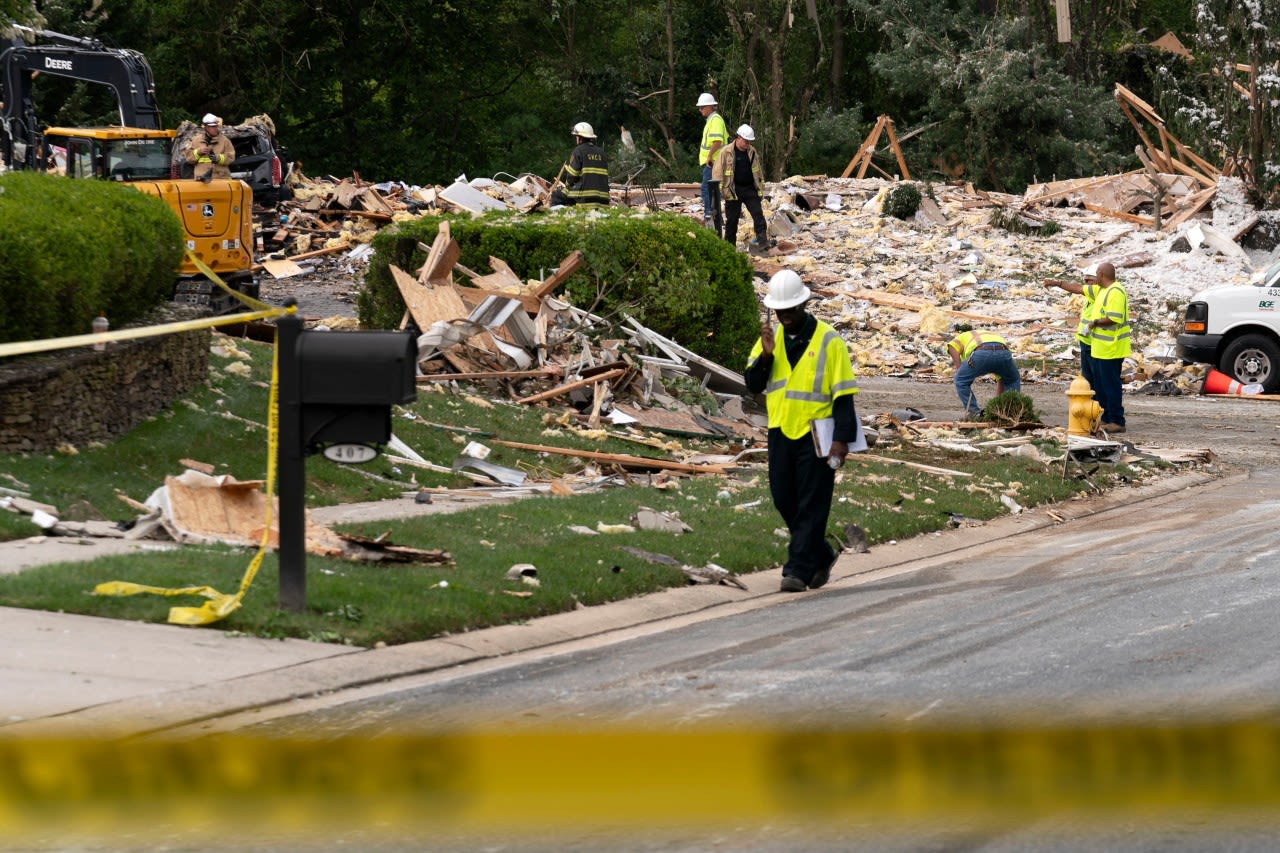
(0, 172), (183, 344)
(358, 208), (760, 369)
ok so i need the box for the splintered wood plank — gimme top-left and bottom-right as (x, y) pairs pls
(418, 221), (459, 285)
(455, 284), (542, 316)
(490, 439), (732, 474)
(530, 250), (585, 299)
(515, 367), (627, 405)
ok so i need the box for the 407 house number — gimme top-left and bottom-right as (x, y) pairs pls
(322, 443), (378, 464)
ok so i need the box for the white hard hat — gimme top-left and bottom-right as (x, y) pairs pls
(696, 92), (717, 107)
(571, 121), (596, 139)
(201, 113), (221, 126)
(763, 270), (811, 310)
(736, 124), (755, 142)
(1082, 263), (1100, 279)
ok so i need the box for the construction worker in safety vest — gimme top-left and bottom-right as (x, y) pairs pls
(947, 324), (1021, 419)
(745, 269), (859, 593)
(1044, 261), (1130, 433)
(696, 92), (726, 236)
(184, 113), (235, 182)
(549, 121), (610, 207)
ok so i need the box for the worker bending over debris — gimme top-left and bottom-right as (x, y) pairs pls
(745, 270), (858, 593)
(947, 324), (1020, 419)
(550, 122), (610, 207)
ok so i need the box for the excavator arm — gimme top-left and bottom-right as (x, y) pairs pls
(1, 25), (161, 169)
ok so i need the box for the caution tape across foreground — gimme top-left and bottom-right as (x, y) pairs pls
(4, 718), (1280, 841)
(1, 255), (289, 625)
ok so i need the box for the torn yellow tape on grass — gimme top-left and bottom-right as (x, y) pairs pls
(92, 330), (282, 625)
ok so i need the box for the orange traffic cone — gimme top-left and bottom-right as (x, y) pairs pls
(1203, 368), (1244, 396)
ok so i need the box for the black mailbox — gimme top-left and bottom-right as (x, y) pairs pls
(297, 329), (417, 449)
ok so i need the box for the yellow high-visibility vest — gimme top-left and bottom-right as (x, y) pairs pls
(947, 331), (1008, 361)
(1090, 282), (1132, 359)
(747, 320), (858, 439)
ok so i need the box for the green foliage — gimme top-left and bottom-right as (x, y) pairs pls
(1155, 1), (1280, 205)
(881, 182), (922, 219)
(860, 4), (1129, 190)
(981, 391), (1041, 426)
(0, 172), (183, 344)
(989, 208), (1062, 237)
(360, 208), (759, 368)
(791, 107), (866, 177)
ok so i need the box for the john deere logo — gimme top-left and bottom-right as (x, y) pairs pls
(201, 203), (215, 218)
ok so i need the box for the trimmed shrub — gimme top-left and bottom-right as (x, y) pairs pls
(359, 208), (759, 369)
(0, 172), (183, 344)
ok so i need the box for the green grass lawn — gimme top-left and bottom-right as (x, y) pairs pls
(0, 333), (1161, 647)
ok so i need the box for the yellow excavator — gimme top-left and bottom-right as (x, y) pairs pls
(1, 24), (256, 312)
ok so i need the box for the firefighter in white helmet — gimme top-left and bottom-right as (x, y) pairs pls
(550, 121), (610, 207)
(745, 270), (859, 593)
(184, 113), (235, 182)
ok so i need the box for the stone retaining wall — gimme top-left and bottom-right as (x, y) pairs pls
(0, 307), (210, 453)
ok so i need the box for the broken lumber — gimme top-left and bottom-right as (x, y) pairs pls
(515, 367), (627, 405)
(490, 439), (732, 474)
(530, 250), (585, 300)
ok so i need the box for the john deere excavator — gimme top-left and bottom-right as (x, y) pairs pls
(0, 24), (256, 312)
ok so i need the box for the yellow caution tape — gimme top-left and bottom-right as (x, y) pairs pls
(183, 248), (275, 313)
(0, 305), (287, 359)
(0, 250), (284, 359)
(93, 334), (282, 624)
(3, 718), (1280, 841)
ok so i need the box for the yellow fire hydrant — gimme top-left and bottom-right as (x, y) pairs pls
(1066, 375), (1102, 436)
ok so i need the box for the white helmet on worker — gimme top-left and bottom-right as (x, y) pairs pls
(1082, 263), (1100, 279)
(763, 270), (811, 310)
(736, 124), (755, 142)
(571, 121), (596, 139)
(201, 113), (221, 126)
(696, 92), (717, 107)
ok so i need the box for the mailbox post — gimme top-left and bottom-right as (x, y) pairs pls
(275, 305), (417, 613)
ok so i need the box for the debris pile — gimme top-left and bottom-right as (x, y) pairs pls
(260, 147), (1271, 403)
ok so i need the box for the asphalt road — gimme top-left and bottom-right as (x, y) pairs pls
(219, 378), (1280, 851)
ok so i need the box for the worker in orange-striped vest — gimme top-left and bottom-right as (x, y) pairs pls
(947, 324), (1021, 419)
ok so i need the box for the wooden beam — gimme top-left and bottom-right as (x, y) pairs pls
(530, 250), (585, 300)
(841, 115), (886, 180)
(514, 367), (628, 405)
(417, 367), (563, 383)
(491, 438), (732, 474)
(1161, 186), (1217, 232)
(883, 117), (911, 180)
(1081, 203), (1157, 227)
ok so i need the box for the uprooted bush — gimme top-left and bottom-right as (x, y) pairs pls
(0, 172), (184, 344)
(358, 208), (759, 369)
(981, 390), (1041, 426)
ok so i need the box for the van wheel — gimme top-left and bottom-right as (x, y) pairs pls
(1221, 334), (1280, 392)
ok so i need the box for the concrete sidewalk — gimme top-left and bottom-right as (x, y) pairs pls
(0, 469), (1226, 738)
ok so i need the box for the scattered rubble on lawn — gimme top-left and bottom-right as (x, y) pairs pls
(0, 467), (452, 565)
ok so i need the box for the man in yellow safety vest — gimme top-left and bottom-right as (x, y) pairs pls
(745, 270), (859, 593)
(946, 324), (1021, 419)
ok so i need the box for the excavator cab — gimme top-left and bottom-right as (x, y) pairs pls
(43, 126), (175, 179)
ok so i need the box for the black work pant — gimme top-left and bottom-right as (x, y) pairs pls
(768, 427), (838, 585)
(724, 193), (767, 245)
